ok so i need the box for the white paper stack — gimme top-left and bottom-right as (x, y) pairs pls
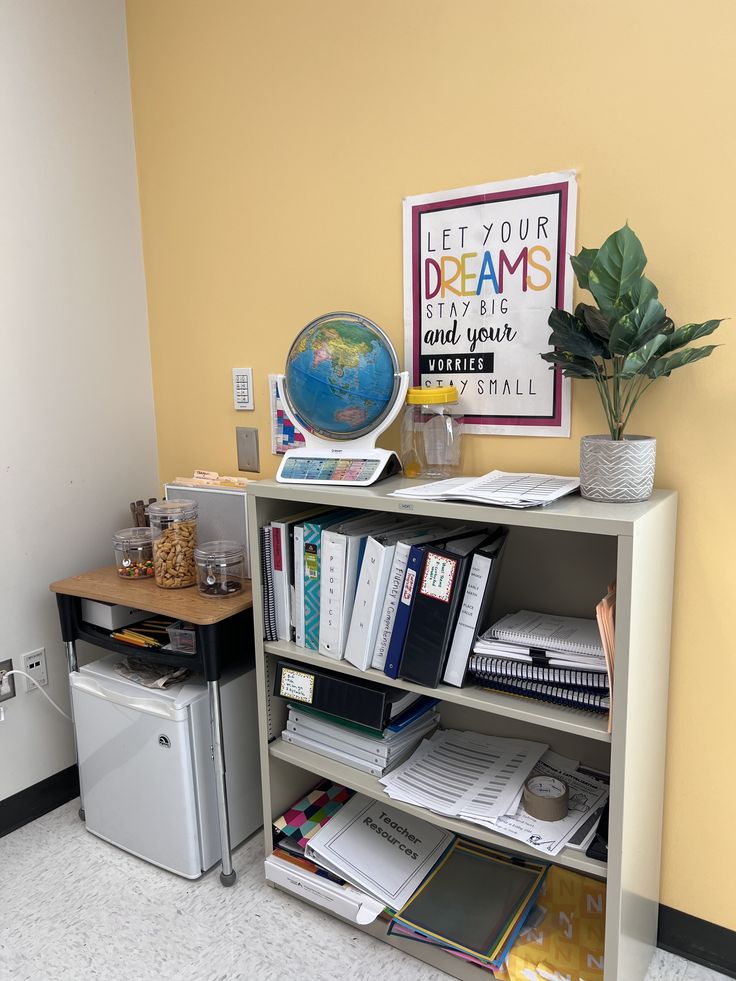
(281, 705), (440, 778)
(390, 471), (580, 509)
(380, 733), (609, 857)
(479, 751), (610, 857)
(381, 729), (548, 821)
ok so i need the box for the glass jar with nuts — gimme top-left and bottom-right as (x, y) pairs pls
(147, 500), (199, 589)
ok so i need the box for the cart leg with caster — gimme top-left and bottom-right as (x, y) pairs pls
(208, 678), (236, 886)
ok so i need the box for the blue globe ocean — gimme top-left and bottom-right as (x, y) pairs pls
(285, 316), (398, 440)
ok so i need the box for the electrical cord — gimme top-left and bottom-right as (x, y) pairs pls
(0, 670), (72, 721)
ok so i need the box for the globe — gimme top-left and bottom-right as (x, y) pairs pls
(284, 313), (400, 441)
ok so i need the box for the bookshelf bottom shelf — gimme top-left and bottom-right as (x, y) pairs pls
(268, 736), (607, 880)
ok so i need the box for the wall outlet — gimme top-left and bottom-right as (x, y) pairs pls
(22, 648), (48, 692)
(236, 426), (260, 472)
(0, 659), (15, 701)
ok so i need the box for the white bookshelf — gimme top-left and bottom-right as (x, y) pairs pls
(247, 478), (677, 981)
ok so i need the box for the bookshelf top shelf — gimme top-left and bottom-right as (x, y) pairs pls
(248, 478), (676, 537)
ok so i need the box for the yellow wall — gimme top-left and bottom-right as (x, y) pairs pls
(126, 0), (736, 929)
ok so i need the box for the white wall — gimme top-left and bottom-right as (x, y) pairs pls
(0, 0), (158, 800)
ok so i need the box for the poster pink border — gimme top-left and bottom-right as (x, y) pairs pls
(406, 175), (575, 433)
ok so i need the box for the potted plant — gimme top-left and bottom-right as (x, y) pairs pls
(542, 224), (724, 502)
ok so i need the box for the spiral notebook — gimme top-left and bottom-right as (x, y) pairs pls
(467, 671), (610, 714)
(468, 654), (609, 691)
(490, 610), (604, 657)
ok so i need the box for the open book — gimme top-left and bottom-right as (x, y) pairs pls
(390, 471), (580, 509)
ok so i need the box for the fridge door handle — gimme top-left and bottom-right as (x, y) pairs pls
(71, 674), (182, 720)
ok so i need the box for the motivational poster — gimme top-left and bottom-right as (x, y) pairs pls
(403, 172), (577, 436)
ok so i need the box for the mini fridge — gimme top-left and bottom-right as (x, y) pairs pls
(70, 654), (262, 879)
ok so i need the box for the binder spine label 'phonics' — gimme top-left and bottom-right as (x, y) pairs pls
(420, 553), (457, 602)
(279, 667), (315, 703)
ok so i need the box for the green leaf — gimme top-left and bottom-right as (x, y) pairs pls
(629, 275), (659, 308)
(645, 344), (720, 378)
(575, 303), (611, 342)
(658, 319), (724, 354)
(547, 309), (608, 359)
(570, 248), (598, 290)
(588, 225), (648, 314)
(608, 297), (667, 354)
(620, 334), (669, 378)
(540, 350), (599, 377)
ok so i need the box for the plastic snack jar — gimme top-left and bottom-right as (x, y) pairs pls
(147, 500), (198, 588)
(194, 541), (245, 597)
(113, 527), (154, 579)
(400, 386), (465, 478)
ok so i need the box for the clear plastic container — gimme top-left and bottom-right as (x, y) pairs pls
(166, 620), (197, 653)
(147, 500), (198, 589)
(194, 540), (245, 597)
(113, 527), (154, 579)
(400, 386), (465, 478)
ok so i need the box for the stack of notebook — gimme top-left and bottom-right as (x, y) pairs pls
(470, 609), (611, 715)
(281, 698), (441, 777)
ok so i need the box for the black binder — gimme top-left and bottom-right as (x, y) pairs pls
(398, 528), (504, 689)
(273, 659), (416, 731)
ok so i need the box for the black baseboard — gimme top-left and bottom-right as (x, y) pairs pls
(0, 764), (79, 838)
(658, 904), (736, 978)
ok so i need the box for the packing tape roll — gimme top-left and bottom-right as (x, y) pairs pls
(522, 775), (569, 821)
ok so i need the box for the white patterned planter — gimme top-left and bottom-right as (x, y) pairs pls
(580, 435), (656, 503)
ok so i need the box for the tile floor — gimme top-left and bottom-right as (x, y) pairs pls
(0, 801), (730, 981)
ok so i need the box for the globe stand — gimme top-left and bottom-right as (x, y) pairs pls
(276, 371), (409, 486)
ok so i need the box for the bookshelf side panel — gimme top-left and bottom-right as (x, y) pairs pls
(605, 496), (677, 980)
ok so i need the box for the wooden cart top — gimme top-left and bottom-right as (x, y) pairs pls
(50, 565), (253, 626)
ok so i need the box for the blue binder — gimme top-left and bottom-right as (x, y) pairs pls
(383, 544), (424, 679)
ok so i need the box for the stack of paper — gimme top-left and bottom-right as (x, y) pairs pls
(381, 729), (548, 821)
(281, 701), (440, 777)
(476, 751), (609, 858)
(596, 582), (617, 733)
(390, 471), (580, 509)
(381, 733), (609, 858)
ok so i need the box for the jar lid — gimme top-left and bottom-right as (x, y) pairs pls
(194, 540), (244, 562)
(147, 499), (198, 519)
(406, 385), (459, 405)
(113, 527), (153, 545)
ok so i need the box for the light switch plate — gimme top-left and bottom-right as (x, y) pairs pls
(232, 368), (254, 410)
(236, 427), (260, 472)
